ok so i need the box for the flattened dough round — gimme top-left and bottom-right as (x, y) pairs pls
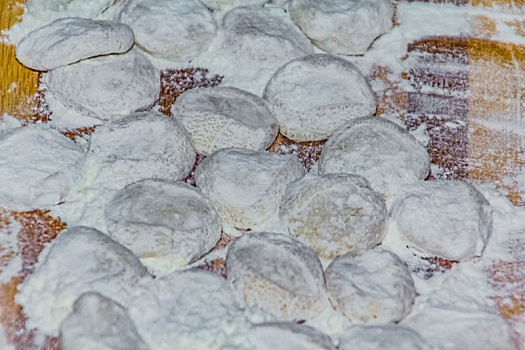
(263, 54), (375, 142)
(172, 87), (278, 155)
(26, 0), (116, 22)
(226, 232), (327, 320)
(339, 325), (427, 350)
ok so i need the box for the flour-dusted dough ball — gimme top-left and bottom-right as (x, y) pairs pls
(226, 232), (327, 320)
(16, 226), (146, 336)
(249, 322), (335, 350)
(85, 111), (196, 191)
(263, 54), (375, 142)
(326, 247), (416, 324)
(339, 325), (427, 350)
(16, 18), (134, 71)
(105, 179), (222, 275)
(195, 148), (305, 235)
(201, 0), (267, 12)
(172, 87), (278, 155)
(390, 180), (493, 261)
(128, 269), (241, 350)
(288, 0), (394, 55)
(0, 125), (85, 211)
(43, 49), (159, 120)
(60, 292), (148, 350)
(117, 0), (216, 61)
(318, 117), (430, 198)
(280, 173), (387, 260)
(26, 0), (115, 22)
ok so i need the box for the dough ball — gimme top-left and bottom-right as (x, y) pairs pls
(325, 247), (416, 324)
(16, 226), (146, 336)
(201, 0), (267, 12)
(128, 269), (241, 350)
(226, 232), (327, 320)
(0, 125), (85, 211)
(279, 173), (387, 260)
(16, 18), (134, 71)
(390, 180), (493, 261)
(26, 0), (116, 22)
(60, 292), (148, 350)
(338, 325), (427, 350)
(263, 53), (375, 142)
(105, 179), (222, 275)
(318, 117), (430, 198)
(117, 0), (216, 61)
(195, 148), (305, 235)
(172, 87), (278, 155)
(84, 111), (196, 191)
(248, 322), (335, 350)
(288, 0), (394, 55)
(43, 49), (160, 120)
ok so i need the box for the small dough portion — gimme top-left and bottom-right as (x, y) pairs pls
(248, 322), (335, 350)
(201, 0), (267, 12)
(44, 49), (160, 120)
(288, 0), (394, 55)
(338, 325), (427, 350)
(172, 87), (278, 155)
(105, 179), (222, 276)
(390, 180), (493, 261)
(16, 18), (134, 71)
(226, 232), (327, 320)
(16, 226), (146, 336)
(60, 292), (148, 350)
(326, 247), (416, 324)
(263, 54), (375, 142)
(117, 0), (216, 61)
(280, 173), (387, 260)
(0, 125), (85, 211)
(128, 269), (241, 350)
(26, 0), (116, 22)
(318, 117), (430, 198)
(195, 148), (305, 235)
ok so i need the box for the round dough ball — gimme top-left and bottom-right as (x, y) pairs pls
(201, 0), (267, 12)
(0, 125), (85, 211)
(326, 247), (416, 324)
(172, 87), (278, 155)
(16, 226), (146, 336)
(16, 18), (134, 71)
(26, 0), (115, 22)
(263, 54), (376, 142)
(226, 232), (327, 320)
(248, 322), (335, 350)
(288, 0), (394, 55)
(390, 180), (493, 261)
(318, 117), (430, 198)
(60, 292), (148, 350)
(84, 111), (196, 191)
(338, 325), (427, 350)
(195, 148), (305, 235)
(128, 269), (241, 350)
(105, 179), (222, 275)
(117, 0), (216, 61)
(43, 49), (160, 120)
(279, 173), (387, 260)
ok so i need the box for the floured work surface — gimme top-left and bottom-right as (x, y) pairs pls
(2, 0), (525, 348)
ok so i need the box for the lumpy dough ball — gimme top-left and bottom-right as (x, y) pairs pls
(172, 87), (278, 155)
(279, 173), (387, 260)
(248, 322), (335, 350)
(60, 292), (148, 350)
(263, 54), (376, 142)
(15, 226), (146, 336)
(338, 325), (427, 350)
(390, 180), (493, 261)
(194, 148), (305, 235)
(226, 232), (327, 320)
(43, 49), (159, 119)
(117, 0), (216, 61)
(26, 0), (115, 22)
(325, 247), (416, 324)
(318, 117), (430, 198)
(201, 0), (268, 12)
(288, 0), (394, 55)
(105, 179), (222, 276)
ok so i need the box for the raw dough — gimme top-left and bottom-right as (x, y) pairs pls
(226, 232), (327, 320)
(105, 179), (222, 275)
(172, 87), (279, 155)
(16, 17), (134, 71)
(279, 173), (387, 260)
(338, 325), (427, 350)
(25, 0), (116, 22)
(248, 322), (335, 350)
(201, 0), (267, 12)
(263, 54), (375, 142)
